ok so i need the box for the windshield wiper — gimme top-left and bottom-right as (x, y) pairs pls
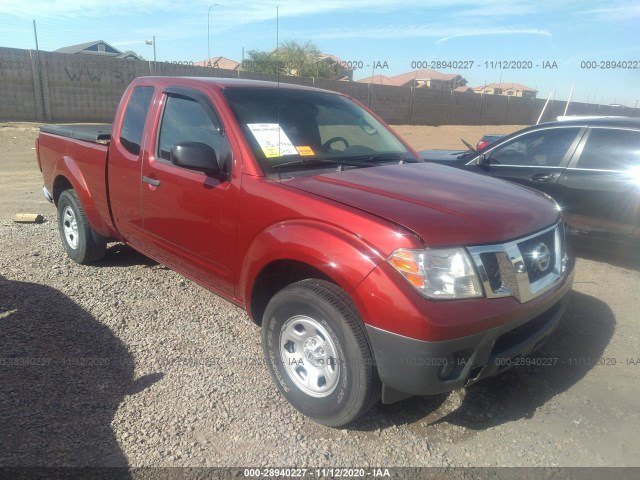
(272, 156), (383, 171)
(456, 138), (477, 160)
(332, 153), (420, 165)
(369, 154), (420, 164)
(271, 153), (419, 171)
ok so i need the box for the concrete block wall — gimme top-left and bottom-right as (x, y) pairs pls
(479, 94), (509, 124)
(0, 47), (39, 121)
(317, 79), (369, 106)
(369, 84), (412, 124)
(41, 50), (152, 122)
(449, 92), (482, 125)
(1, 46), (638, 124)
(505, 97), (533, 125)
(410, 89), (450, 125)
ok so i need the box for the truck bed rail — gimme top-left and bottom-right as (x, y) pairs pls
(40, 124), (112, 144)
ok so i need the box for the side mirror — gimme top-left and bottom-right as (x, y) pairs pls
(477, 153), (492, 168)
(170, 142), (220, 176)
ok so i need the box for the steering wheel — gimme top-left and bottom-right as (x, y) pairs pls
(322, 136), (350, 151)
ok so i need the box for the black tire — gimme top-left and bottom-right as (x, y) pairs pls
(57, 189), (107, 264)
(262, 279), (381, 427)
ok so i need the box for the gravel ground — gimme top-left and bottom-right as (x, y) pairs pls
(1, 124), (639, 469)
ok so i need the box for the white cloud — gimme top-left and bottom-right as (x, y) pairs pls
(437, 29), (553, 44)
(286, 24), (553, 43)
(579, 4), (640, 20)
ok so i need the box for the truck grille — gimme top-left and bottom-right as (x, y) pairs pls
(518, 228), (557, 284)
(480, 252), (502, 291)
(467, 223), (567, 303)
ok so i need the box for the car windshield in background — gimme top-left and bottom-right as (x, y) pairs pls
(222, 87), (416, 174)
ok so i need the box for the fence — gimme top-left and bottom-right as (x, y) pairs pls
(1, 46), (637, 124)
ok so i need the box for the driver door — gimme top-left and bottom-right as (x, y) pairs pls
(140, 86), (239, 296)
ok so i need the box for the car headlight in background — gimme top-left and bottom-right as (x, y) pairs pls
(388, 247), (483, 300)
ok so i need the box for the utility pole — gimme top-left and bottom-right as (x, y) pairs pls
(32, 19), (46, 120)
(208, 3), (219, 63)
(33, 19), (40, 51)
(145, 37), (157, 74)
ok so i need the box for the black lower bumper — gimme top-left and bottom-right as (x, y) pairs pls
(366, 277), (573, 404)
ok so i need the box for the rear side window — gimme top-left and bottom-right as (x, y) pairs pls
(119, 86), (154, 155)
(577, 128), (640, 171)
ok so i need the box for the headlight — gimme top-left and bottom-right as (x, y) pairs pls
(388, 247), (483, 300)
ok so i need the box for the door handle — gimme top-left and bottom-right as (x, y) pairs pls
(530, 173), (557, 183)
(142, 176), (160, 187)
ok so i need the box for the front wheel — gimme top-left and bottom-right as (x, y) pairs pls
(262, 279), (380, 427)
(57, 189), (107, 264)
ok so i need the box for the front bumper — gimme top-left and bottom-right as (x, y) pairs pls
(364, 260), (574, 403)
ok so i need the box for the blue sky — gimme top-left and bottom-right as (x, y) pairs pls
(0, 0), (639, 106)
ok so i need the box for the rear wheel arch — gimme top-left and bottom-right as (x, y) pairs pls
(52, 175), (74, 205)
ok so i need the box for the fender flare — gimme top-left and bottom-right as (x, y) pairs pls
(52, 156), (114, 237)
(239, 219), (386, 312)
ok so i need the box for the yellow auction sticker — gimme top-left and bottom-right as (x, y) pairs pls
(262, 147), (281, 158)
(296, 146), (315, 156)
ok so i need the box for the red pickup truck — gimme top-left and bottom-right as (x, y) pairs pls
(36, 77), (574, 427)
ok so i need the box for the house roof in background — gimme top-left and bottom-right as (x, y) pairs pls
(194, 56), (241, 70)
(356, 74), (394, 85)
(390, 69), (458, 85)
(55, 40), (120, 54)
(358, 69), (461, 86)
(317, 53), (355, 71)
(473, 82), (537, 92)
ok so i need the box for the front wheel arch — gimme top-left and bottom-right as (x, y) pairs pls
(249, 259), (333, 326)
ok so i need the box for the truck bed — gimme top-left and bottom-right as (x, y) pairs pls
(38, 124), (115, 238)
(40, 124), (112, 144)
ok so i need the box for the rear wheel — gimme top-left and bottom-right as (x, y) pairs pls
(262, 279), (380, 427)
(57, 189), (106, 264)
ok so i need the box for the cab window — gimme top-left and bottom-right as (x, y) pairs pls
(120, 86), (154, 155)
(157, 95), (231, 170)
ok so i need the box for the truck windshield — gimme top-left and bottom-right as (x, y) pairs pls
(222, 87), (417, 173)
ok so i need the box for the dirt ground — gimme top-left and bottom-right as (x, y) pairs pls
(1, 122), (639, 468)
(0, 123), (49, 218)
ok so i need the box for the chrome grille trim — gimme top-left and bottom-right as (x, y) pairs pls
(467, 223), (566, 303)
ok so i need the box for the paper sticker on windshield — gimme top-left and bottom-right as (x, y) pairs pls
(247, 123), (297, 158)
(296, 146), (314, 156)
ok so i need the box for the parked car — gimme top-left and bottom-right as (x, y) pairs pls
(476, 134), (503, 150)
(420, 118), (640, 246)
(36, 77), (574, 427)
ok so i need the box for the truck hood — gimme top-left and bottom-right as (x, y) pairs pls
(283, 163), (560, 247)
